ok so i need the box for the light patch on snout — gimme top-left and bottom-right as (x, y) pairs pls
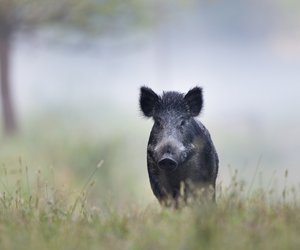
(154, 137), (186, 154)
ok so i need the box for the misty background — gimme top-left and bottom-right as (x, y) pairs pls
(1, 0), (300, 206)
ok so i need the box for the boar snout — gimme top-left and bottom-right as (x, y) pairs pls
(158, 154), (178, 171)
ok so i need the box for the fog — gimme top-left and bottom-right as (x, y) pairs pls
(2, 0), (300, 196)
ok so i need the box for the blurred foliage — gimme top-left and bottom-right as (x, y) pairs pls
(0, 0), (151, 35)
(1, 0), (299, 46)
(0, 0), (153, 136)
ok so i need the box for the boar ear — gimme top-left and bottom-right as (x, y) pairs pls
(184, 87), (203, 116)
(140, 86), (159, 117)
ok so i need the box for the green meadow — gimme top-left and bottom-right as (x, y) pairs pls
(0, 115), (299, 250)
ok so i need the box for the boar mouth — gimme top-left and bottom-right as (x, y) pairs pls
(158, 154), (178, 171)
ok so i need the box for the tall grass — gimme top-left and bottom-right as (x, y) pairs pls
(0, 116), (300, 249)
(0, 157), (299, 250)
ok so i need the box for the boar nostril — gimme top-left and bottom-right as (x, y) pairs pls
(158, 157), (178, 171)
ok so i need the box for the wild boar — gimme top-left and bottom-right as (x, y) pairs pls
(140, 86), (218, 206)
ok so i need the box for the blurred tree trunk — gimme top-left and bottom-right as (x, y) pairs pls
(0, 0), (145, 136)
(0, 31), (17, 135)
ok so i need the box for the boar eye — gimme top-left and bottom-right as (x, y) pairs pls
(155, 119), (162, 127)
(180, 120), (186, 127)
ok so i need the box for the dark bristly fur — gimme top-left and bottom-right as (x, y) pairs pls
(139, 86), (219, 207)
